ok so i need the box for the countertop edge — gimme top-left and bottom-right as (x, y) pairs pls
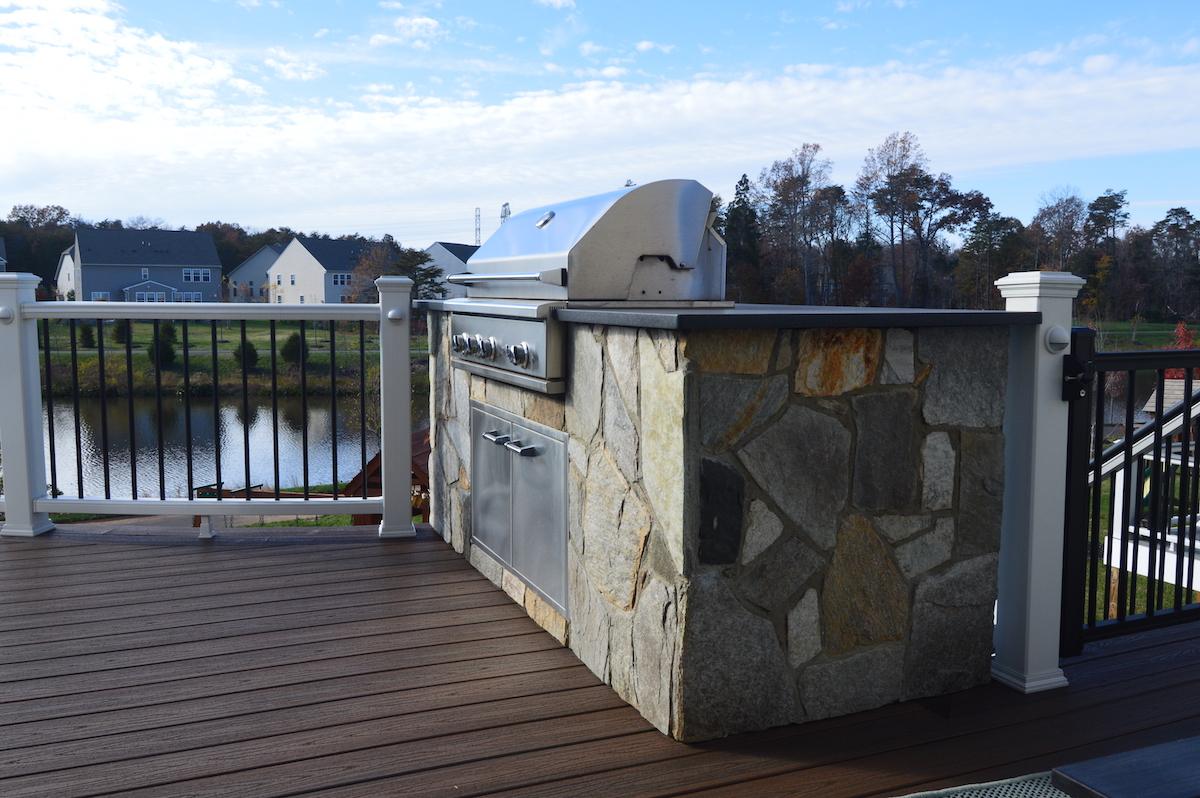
(552, 307), (1043, 330)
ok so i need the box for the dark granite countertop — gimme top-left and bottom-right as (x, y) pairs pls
(552, 304), (1041, 330)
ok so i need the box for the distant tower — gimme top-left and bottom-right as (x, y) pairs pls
(500, 203), (511, 225)
(474, 207), (481, 246)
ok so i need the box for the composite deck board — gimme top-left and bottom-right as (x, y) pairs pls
(4, 534), (1200, 797)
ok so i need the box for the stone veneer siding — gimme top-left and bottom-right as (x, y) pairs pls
(428, 311), (1010, 742)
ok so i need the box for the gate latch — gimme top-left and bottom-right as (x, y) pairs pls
(1062, 353), (1092, 402)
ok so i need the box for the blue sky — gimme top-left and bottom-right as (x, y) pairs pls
(1, 0), (1197, 244)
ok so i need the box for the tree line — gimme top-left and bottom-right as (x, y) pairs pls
(714, 132), (1200, 321)
(0, 209), (445, 300)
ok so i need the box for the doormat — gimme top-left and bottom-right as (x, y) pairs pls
(897, 772), (1070, 798)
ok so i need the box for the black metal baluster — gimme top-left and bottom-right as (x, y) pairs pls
(1104, 472), (1118, 621)
(359, 320), (367, 500)
(183, 321), (194, 499)
(1174, 371), (1194, 612)
(241, 320), (251, 500)
(69, 320), (83, 498)
(1086, 369), (1105, 628)
(42, 320), (58, 499)
(300, 320), (309, 500)
(270, 321), (280, 500)
(153, 320), (165, 500)
(212, 321), (222, 502)
(1175, 371), (1195, 609)
(1146, 370), (1166, 615)
(1187, 398), (1200, 601)
(1129, 452), (1146, 618)
(96, 319), (111, 500)
(125, 320), (137, 499)
(1114, 372), (1136, 620)
(330, 321), (338, 500)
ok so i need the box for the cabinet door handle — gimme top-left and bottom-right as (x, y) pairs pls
(504, 440), (539, 457)
(482, 431), (510, 445)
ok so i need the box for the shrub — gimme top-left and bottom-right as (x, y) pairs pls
(233, 339), (258, 370)
(78, 323), (96, 349)
(281, 331), (308, 368)
(146, 337), (176, 368)
(159, 321), (178, 346)
(112, 320), (132, 345)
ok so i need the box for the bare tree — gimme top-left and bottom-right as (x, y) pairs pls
(1031, 188), (1085, 271)
(859, 132), (927, 304)
(757, 143), (831, 302)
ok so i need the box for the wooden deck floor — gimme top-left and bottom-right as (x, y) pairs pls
(3, 529), (1200, 797)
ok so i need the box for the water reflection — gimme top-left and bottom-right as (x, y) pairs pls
(42, 395), (381, 499)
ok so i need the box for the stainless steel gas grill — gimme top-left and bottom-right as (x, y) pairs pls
(423, 178), (727, 394)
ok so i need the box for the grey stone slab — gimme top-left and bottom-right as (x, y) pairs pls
(802, 643), (905, 720)
(894, 518), (954, 579)
(852, 391), (920, 511)
(699, 458), (744, 565)
(787, 589), (821, 667)
(881, 329), (915, 384)
(741, 499), (784, 565)
(677, 571), (798, 740)
(737, 405), (850, 550)
(922, 431), (955, 511)
(873, 514), (933, 543)
(606, 327), (641, 416)
(566, 327), (603, 441)
(698, 373), (789, 452)
(920, 326), (1008, 428)
(644, 328), (679, 373)
(822, 515), (909, 654)
(632, 574), (679, 734)
(639, 332), (686, 576)
(738, 536), (824, 613)
(957, 431), (1005, 556)
(603, 372), (639, 483)
(904, 554), (999, 699)
(582, 447), (650, 611)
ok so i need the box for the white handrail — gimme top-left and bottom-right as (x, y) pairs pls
(22, 300), (379, 322)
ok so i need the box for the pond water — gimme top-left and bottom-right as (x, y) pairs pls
(40, 394), (382, 500)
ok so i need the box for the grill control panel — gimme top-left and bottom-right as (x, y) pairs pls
(449, 313), (564, 394)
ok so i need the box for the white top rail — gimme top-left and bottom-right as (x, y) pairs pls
(20, 301), (381, 322)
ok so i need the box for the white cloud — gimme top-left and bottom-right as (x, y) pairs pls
(573, 65), (627, 79)
(313, 27), (329, 38)
(534, 0), (575, 8)
(264, 47), (325, 80)
(635, 40), (675, 54)
(3, 2), (1198, 239)
(1082, 53), (1116, 73)
(372, 15), (443, 49)
(578, 40), (604, 57)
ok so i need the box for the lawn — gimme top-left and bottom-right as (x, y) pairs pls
(1086, 320), (1181, 351)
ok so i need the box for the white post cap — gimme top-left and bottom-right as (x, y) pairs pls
(995, 270), (1085, 300)
(0, 273), (42, 288)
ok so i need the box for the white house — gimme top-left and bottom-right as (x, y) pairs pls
(266, 237), (367, 304)
(54, 228), (222, 302)
(227, 242), (284, 302)
(424, 241), (478, 298)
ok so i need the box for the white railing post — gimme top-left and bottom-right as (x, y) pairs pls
(375, 276), (416, 539)
(992, 270), (1085, 692)
(0, 274), (55, 537)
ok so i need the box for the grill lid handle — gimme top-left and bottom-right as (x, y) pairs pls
(446, 268), (566, 287)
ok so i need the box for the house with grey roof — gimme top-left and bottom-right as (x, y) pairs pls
(55, 228), (222, 302)
(266, 237), (368, 304)
(424, 241), (479, 298)
(227, 242), (284, 302)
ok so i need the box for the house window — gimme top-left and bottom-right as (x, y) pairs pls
(141, 268), (149, 279)
(290, 274), (296, 286)
(276, 296), (282, 304)
(90, 291), (110, 301)
(178, 291), (201, 302)
(135, 292), (145, 302)
(299, 295), (305, 304)
(332, 273), (352, 287)
(183, 268), (212, 283)
(276, 275), (282, 286)
(249, 280), (254, 288)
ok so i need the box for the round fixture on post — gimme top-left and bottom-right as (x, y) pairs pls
(1044, 325), (1071, 354)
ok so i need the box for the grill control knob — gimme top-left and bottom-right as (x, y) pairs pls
(466, 336), (481, 355)
(450, 333), (466, 353)
(505, 342), (532, 368)
(478, 336), (497, 360)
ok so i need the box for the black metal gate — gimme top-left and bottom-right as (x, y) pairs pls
(1061, 328), (1200, 656)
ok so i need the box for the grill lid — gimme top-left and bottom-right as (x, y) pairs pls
(452, 179), (726, 302)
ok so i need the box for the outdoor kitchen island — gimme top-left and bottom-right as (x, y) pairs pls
(422, 300), (1041, 742)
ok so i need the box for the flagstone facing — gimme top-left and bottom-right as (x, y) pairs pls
(428, 313), (1010, 742)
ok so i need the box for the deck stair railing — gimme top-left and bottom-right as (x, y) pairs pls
(1061, 327), (1200, 654)
(0, 273), (416, 538)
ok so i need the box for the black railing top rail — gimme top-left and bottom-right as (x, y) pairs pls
(1092, 348), (1200, 371)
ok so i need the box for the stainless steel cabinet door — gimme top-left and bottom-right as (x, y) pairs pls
(470, 407), (512, 564)
(508, 422), (567, 613)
